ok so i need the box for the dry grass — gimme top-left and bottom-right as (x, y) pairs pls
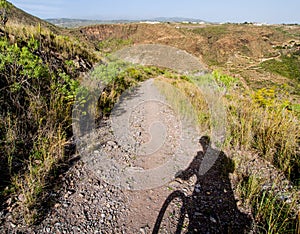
(220, 71), (300, 233)
(155, 71), (299, 233)
(227, 89), (299, 182)
(237, 175), (298, 233)
(154, 76), (210, 131)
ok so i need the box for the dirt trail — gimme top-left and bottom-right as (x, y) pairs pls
(0, 32), (258, 232)
(34, 79), (252, 233)
(1, 79), (253, 233)
(26, 70), (295, 232)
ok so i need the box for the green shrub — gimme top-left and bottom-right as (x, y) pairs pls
(260, 55), (300, 81)
(213, 70), (239, 90)
(0, 34), (81, 224)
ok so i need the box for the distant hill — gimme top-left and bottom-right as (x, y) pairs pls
(46, 17), (208, 28)
(151, 17), (208, 23)
(45, 18), (131, 28)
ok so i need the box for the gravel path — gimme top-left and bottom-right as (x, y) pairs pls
(0, 79), (253, 233)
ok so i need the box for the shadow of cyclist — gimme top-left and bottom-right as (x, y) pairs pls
(153, 136), (253, 234)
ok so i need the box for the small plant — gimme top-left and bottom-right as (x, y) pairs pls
(213, 70), (239, 90)
(252, 87), (276, 108)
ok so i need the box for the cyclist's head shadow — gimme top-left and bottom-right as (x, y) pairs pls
(152, 136), (252, 234)
(175, 135), (234, 182)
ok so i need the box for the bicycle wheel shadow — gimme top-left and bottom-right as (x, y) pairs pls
(152, 136), (253, 233)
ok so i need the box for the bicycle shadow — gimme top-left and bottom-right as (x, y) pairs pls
(153, 136), (253, 233)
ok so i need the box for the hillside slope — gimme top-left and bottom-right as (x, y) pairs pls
(79, 23), (300, 94)
(4, 1), (58, 33)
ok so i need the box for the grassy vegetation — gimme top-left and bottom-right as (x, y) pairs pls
(90, 60), (170, 117)
(4, 22), (99, 64)
(216, 72), (299, 233)
(0, 10), (98, 224)
(154, 77), (210, 131)
(226, 82), (299, 181)
(0, 36), (73, 224)
(274, 26), (300, 39)
(97, 38), (133, 54)
(260, 54), (300, 81)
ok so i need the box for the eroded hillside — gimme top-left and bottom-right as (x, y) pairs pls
(79, 23), (300, 92)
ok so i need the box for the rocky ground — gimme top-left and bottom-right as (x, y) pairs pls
(0, 154), (253, 234)
(1, 78), (298, 234)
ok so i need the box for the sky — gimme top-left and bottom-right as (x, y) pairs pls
(8, 0), (300, 24)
